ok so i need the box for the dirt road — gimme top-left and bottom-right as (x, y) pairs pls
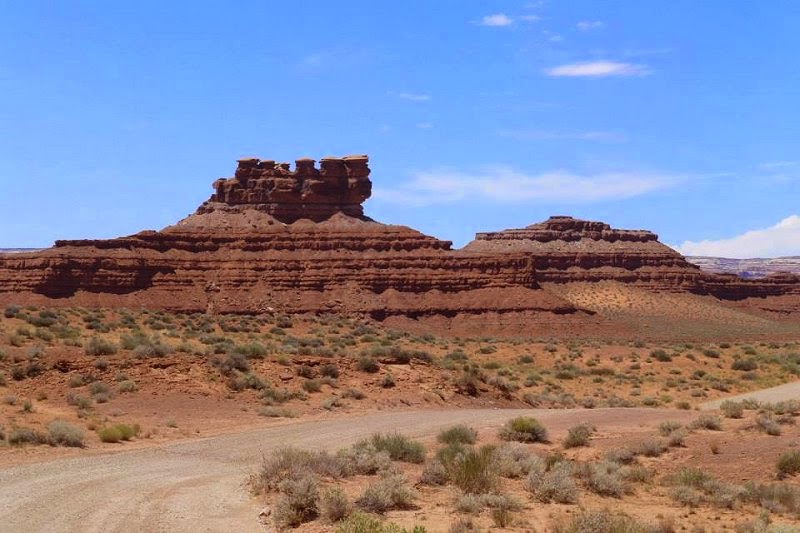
(0, 408), (692, 533)
(701, 380), (800, 409)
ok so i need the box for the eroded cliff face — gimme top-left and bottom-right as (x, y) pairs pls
(464, 216), (800, 301)
(0, 157), (575, 320)
(1, 160), (798, 331)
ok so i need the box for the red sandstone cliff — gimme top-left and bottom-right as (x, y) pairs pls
(0, 157), (574, 320)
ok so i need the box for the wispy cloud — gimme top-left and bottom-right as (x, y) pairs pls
(389, 91), (431, 102)
(760, 161), (798, 171)
(479, 13), (514, 26)
(545, 60), (650, 78)
(674, 215), (800, 258)
(577, 20), (604, 31)
(374, 166), (680, 207)
(497, 129), (627, 142)
(477, 13), (539, 26)
(416, 122), (434, 129)
(296, 47), (372, 73)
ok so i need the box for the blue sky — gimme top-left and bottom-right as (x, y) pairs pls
(1, 1), (799, 257)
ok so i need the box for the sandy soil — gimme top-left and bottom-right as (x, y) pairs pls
(0, 407), (695, 533)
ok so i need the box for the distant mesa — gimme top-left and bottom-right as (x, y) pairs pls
(0, 156), (798, 336)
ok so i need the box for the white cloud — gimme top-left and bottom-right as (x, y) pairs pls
(480, 13), (514, 26)
(497, 129), (627, 142)
(416, 122), (434, 129)
(545, 60), (650, 77)
(577, 20), (604, 31)
(673, 216), (800, 258)
(520, 15), (541, 22)
(389, 91), (431, 102)
(374, 166), (680, 207)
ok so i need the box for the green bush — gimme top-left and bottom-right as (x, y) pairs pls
(98, 423), (140, 443)
(777, 450), (800, 478)
(437, 425), (477, 446)
(499, 416), (548, 443)
(368, 433), (426, 463)
(443, 444), (498, 494)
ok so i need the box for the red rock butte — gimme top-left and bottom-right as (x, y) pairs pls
(0, 156), (798, 337)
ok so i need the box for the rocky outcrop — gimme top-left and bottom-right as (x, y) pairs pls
(204, 156), (372, 222)
(0, 157), (576, 319)
(688, 256), (800, 279)
(464, 216), (800, 301)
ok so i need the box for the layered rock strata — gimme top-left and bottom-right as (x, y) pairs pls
(464, 216), (800, 300)
(0, 157), (574, 319)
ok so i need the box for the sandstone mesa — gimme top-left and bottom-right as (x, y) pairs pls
(0, 155), (798, 335)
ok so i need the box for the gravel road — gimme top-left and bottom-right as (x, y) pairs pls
(701, 380), (800, 409)
(0, 408), (691, 533)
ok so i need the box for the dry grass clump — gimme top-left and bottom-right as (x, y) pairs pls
(319, 486), (352, 523)
(552, 509), (658, 533)
(335, 512), (426, 533)
(355, 474), (416, 514)
(273, 475), (320, 529)
(577, 460), (633, 498)
(440, 444), (499, 494)
(499, 416), (548, 443)
(721, 400), (745, 419)
(563, 423), (596, 448)
(47, 420), (85, 447)
(776, 450), (800, 479)
(525, 460), (578, 504)
(667, 467), (743, 509)
(689, 414), (722, 431)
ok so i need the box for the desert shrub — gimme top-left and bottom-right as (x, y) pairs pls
(605, 447), (637, 465)
(368, 433), (425, 463)
(689, 414), (722, 431)
(635, 438), (668, 457)
(419, 459), (448, 485)
(273, 475), (320, 529)
(320, 364), (340, 378)
(8, 427), (50, 446)
(442, 444), (498, 494)
(732, 358), (758, 371)
(493, 442), (542, 478)
(525, 461), (578, 504)
(437, 425), (477, 446)
(666, 428), (688, 447)
(337, 442), (393, 476)
(67, 374), (85, 388)
(259, 406), (296, 418)
(4, 304), (21, 318)
(357, 356), (380, 373)
(380, 373), (395, 388)
(658, 420), (683, 436)
(756, 414), (782, 436)
(553, 509), (652, 533)
(777, 450), (800, 478)
(449, 518), (479, 533)
(742, 482), (800, 516)
(356, 474), (416, 514)
(335, 512), (426, 533)
(580, 460), (630, 497)
(84, 337), (118, 356)
(320, 486), (351, 523)
(499, 416), (548, 443)
(252, 447), (349, 494)
(721, 400), (745, 419)
(117, 379), (137, 393)
(66, 392), (92, 409)
(232, 342), (268, 359)
(563, 423), (595, 448)
(342, 388), (365, 400)
(651, 349), (672, 362)
(302, 379), (322, 393)
(97, 423), (139, 443)
(211, 352), (250, 375)
(47, 420), (85, 447)
(89, 381), (110, 396)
